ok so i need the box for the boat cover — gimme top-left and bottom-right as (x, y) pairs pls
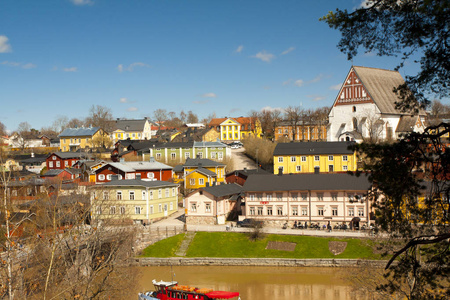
(205, 291), (240, 299)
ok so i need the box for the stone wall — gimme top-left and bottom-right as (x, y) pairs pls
(134, 257), (388, 268)
(186, 216), (216, 225)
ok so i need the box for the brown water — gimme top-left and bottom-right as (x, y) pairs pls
(136, 266), (362, 300)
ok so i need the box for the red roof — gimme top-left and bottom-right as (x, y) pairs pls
(205, 291), (240, 299)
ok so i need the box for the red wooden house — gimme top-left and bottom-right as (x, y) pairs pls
(46, 152), (88, 170)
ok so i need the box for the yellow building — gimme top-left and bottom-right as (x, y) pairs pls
(59, 127), (107, 152)
(273, 141), (357, 174)
(176, 158), (226, 190)
(208, 117), (262, 142)
(111, 118), (152, 144)
(90, 178), (179, 225)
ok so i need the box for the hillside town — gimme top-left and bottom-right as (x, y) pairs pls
(1, 66), (448, 234)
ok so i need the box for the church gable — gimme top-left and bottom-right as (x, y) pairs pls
(335, 69), (374, 106)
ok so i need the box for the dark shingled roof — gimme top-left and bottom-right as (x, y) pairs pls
(243, 173), (371, 192)
(273, 141), (355, 156)
(187, 167), (217, 177)
(47, 152), (89, 159)
(113, 119), (148, 132)
(59, 127), (101, 137)
(183, 157), (225, 167)
(226, 168), (270, 177)
(201, 183), (243, 198)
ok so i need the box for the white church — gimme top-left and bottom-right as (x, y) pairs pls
(328, 66), (426, 142)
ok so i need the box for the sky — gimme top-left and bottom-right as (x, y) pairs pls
(0, 0), (434, 133)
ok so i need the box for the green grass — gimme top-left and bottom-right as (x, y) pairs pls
(140, 233), (185, 257)
(141, 232), (382, 260)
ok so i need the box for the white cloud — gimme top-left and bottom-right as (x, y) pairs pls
(359, 0), (373, 8)
(294, 79), (304, 87)
(71, 0), (94, 6)
(309, 74), (325, 83)
(307, 94), (326, 101)
(281, 47), (295, 55)
(127, 107), (138, 112)
(0, 36), (12, 53)
(283, 79), (292, 86)
(63, 67), (77, 72)
(235, 45), (244, 53)
(252, 50), (275, 63)
(120, 97), (128, 103)
(201, 93), (217, 98)
(118, 62), (151, 72)
(260, 106), (283, 112)
(193, 99), (211, 104)
(330, 83), (342, 91)
(1, 61), (36, 69)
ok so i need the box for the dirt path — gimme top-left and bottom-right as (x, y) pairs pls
(231, 147), (256, 170)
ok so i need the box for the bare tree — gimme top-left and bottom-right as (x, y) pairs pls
(0, 121), (6, 137)
(186, 111), (199, 124)
(86, 105), (114, 133)
(284, 106), (302, 141)
(153, 109), (168, 130)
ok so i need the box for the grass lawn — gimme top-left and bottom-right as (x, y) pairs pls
(140, 233), (185, 257)
(141, 232), (381, 260)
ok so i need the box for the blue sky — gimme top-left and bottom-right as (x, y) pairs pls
(0, 0), (427, 132)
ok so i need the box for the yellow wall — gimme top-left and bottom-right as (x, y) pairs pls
(273, 153), (357, 174)
(184, 166), (226, 189)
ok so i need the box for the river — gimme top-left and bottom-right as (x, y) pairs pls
(136, 266), (365, 300)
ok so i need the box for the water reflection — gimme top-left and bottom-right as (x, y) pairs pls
(137, 266), (361, 300)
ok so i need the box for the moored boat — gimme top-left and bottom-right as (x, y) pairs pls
(138, 279), (240, 300)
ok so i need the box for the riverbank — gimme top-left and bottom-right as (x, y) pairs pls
(134, 257), (388, 268)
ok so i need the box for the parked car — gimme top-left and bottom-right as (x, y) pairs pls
(229, 142), (243, 149)
(236, 219), (263, 228)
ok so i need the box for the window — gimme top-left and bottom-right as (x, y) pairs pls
(228, 133), (232, 139)
(199, 178), (204, 185)
(191, 203), (197, 212)
(156, 153), (161, 160)
(331, 193), (338, 201)
(120, 206), (125, 214)
(257, 194), (263, 201)
(110, 206), (116, 215)
(116, 191), (122, 200)
(267, 207), (273, 215)
(296, 165), (301, 172)
(211, 152), (216, 159)
(301, 156), (306, 162)
(171, 153), (176, 160)
(147, 172), (154, 179)
(142, 191), (146, 200)
(149, 190), (153, 199)
(348, 207), (355, 216)
(234, 133), (238, 139)
(158, 189), (162, 198)
(301, 207), (308, 216)
(343, 165), (348, 171)
(352, 106), (356, 112)
(276, 193), (283, 200)
(328, 155), (333, 161)
(205, 203), (211, 213)
(332, 207), (338, 216)
(291, 156), (296, 162)
(318, 207), (324, 216)
(218, 152), (223, 160)
(159, 204), (162, 212)
(98, 174), (105, 180)
(107, 174), (112, 180)
(170, 202), (173, 210)
(172, 188), (176, 196)
(329, 165), (334, 172)
(103, 191), (109, 200)
(190, 178), (195, 186)
(96, 206), (102, 215)
(257, 207), (263, 215)
(250, 207), (255, 215)
(135, 206), (141, 214)
(129, 191), (135, 200)
(342, 155), (348, 162)
(49, 161), (53, 168)
(314, 166), (320, 174)
(266, 194), (272, 201)
(348, 194), (354, 202)
(278, 157), (283, 163)
(150, 205), (154, 214)
(165, 188), (170, 197)
(185, 152), (190, 159)
(249, 194), (255, 201)
(64, 161), (68, 167)
(292, 207), (298, 216)
(358, 208), (364, 216)
(314, 155), (320, 161)
(291, 193), (298, 201)
(317, 193), (324, 201)
(52, 156), (56, 160)
(301, 193), (308, 201)
(277, 206), (283, 216)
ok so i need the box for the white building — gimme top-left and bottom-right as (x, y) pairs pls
(328, 66), (426, 142)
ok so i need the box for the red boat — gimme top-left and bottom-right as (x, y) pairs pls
(138, 280), (240, 300)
